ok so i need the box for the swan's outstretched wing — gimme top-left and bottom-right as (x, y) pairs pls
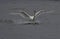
(9, 11), (31, 19)
(35, 10), (54, 17)
(35, 10), (44, 17)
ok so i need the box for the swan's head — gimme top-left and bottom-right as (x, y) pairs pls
(29, 16), (34, 20)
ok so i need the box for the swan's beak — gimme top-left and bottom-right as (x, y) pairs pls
(29, 16), (34, 20)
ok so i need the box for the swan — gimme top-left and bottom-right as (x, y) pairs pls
(9, 9), (54, 24)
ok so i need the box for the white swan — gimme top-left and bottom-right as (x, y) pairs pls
(10, 10), (54, 20)
(9, 9), (54, 24)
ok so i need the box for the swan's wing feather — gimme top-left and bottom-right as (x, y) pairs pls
(9, 13), (25, 18)
(9, 12), (30, 18)
(20, 12), (30, 18)
(42, 10), (54, 14)
(10, 13), (20, 15)
(18, 10), (31, 18)
(35, 10), (54, 17)
(35, 10), (44, 16)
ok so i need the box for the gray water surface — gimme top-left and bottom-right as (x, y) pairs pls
(0, 1), (60, 39)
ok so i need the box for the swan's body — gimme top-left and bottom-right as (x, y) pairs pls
(29, 16), (34, 20)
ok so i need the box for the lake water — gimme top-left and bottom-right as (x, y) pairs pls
(0, 0), (60, 39)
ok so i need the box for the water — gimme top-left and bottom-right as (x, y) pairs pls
(0, 1), (60, 39)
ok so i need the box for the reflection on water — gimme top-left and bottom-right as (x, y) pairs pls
(0, 18), (39, 24)
(0, 19), (14, 24)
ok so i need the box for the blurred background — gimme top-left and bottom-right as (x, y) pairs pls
(0, 0), (60, 39)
